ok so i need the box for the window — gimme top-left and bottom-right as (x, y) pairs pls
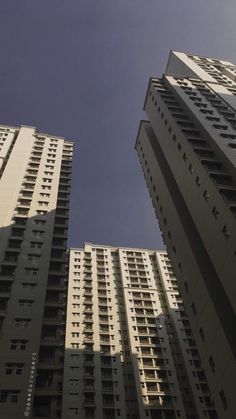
(32, 230), (44, 237)
(6, 363), (24, 375)
(219, 389), (228, 410)
(30, 242), (42, 249)
(212, 206), (219, 219)
(191, 302), (197, 316)
(18, 300), (34, 308)
(71, 343), (79, 349)
(0, 391), (7, 403)
(0, 390), (20, 403)
(71, 332), (79, 338)
(203, 190), (210, 201)
(22, 282), (37, 289)
(25, 268), (38, 276)
(209, 355), (216, 373)
(199, 327), (205, 342)
(38, 201), (49, 207)
(184, 281), (188, 293)
(212, 123), (227, 130)
(10, 391), (19, 403)
(10, 339), (28, 351)
(222, 225), (230, 238)
(27, 254), (40, 262)
(14, 319), (31, 328)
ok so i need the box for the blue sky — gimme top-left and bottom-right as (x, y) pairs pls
(0, 0), (236, 249)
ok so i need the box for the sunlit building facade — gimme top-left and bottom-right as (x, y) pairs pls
(63, 243), (216, 419)
(135, 51), (236, 419)
(0, 125), (73, 418)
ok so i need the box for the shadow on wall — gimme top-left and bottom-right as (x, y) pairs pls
(62, 346), (177, 419)
(62, 308), (217, 419)
(0, 210), (69, 419)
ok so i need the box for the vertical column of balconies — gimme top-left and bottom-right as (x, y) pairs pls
(122, 250), (188, 419)
(33, 141), (73, 419)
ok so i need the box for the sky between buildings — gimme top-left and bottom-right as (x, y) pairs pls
(0, 0), (236, 249)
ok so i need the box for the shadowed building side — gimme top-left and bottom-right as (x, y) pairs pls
(135, 51), (236, 419)
(0, 125), (73, 418)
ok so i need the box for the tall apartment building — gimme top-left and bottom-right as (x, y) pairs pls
(135, 51), (236, 419)
(0, 125), (73, 418)
(63, 243), (216, 419)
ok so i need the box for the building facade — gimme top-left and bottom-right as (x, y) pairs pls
(135, 51), (236, 419)
(0, 125), (73, 418)
(63, 243), (216, 419)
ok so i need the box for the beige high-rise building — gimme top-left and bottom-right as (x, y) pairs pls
(0, 125), (73, 418)
(62, 243), (216, 419)
(135, 51), (236, 419)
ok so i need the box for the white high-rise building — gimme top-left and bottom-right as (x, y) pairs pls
(135, 51), (236, 419)
(0, 125), (73, 418)
(63, 243), (216, 419)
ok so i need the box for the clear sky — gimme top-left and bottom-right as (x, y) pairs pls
(0, 0), (236, 249)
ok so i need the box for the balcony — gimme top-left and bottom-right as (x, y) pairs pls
(45, 298), (65, 308)
(142, 360), (154, 367)
(102, 386), (114, 393)
(84, 384), (95, 392)
(83, 336), (94, 343)
(83, 344), (94, 352)
(43, 317), (64, 326)
(101, 371), (112, 379)
(33, 406), (51, 417)
(100, 337), (110, 343)
(84, 399), (95, 407)
(103, 399), (114, 408)
(134, 301), (143, 307)
(84, 316), (93, 322)
(136, 319), (146, 325)
(83, 307), (93, 314)
(84, 359), (94, 366)
(22, 183), (34, 190)
(83, 291), (93, 298)
(0, 286), (11, 297)
(100, 346), (111, 354)
(219, 187), (236, 204)
(101, 357), (112, 367)
(146, 383), (158, 392)
(84, 372), (94, 379)
(11, 227), (25, 237)
(137, 328), (148, 335)
(83, 326), (93, 332)
(144, 372), (156, 380)
(98, 299), (108, 306)
(100, 327), (109, 333)
(7, 240), (22, 250)
(38, 359), (63, 370)
(99, 317), (109, 323)
(99, 308), (108, 314)
(0, 266), (16, 277)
